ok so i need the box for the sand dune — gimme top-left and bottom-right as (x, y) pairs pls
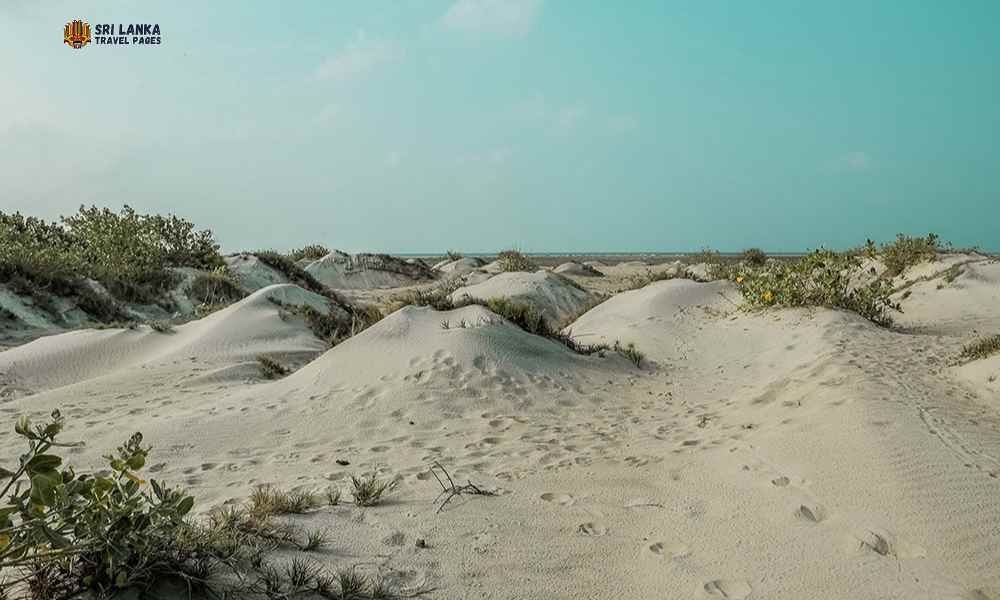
(449, 271), (601, 326)
(2, 253), (999, 599)
(0, 284), (334, 397)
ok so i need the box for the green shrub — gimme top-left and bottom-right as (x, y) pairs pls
(496, 250), (535, 272)
(190, 269), (246, 306)
(881, 233), (939, 276)
(726, 249), (900, 327)
(742, 248), (767, 267)
(0, 411), (198, 596)
(0, 206), (224, 322)
(287, 245), (330, 263)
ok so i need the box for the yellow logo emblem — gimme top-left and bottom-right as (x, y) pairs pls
(64, 20), (92, 49)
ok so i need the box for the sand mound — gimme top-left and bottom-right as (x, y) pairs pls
(553, 261), (604, 277)
(305, 251), (436, 290)
(894, 257), (1000, 334)
(225, 254), (290, 292)
(448, 271), (600, 326)
(564, 278), (740, 357)
(0, 284), (335, 396)
(434, 257), (486, 275)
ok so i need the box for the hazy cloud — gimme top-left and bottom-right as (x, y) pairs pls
(315, 31), (402, 82)
(830, 151), (873, 172)
(555, 106), (587, 131)
(442, 0), (542, 37)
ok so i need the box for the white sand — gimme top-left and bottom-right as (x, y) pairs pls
(306, 251), (435, 290)
(2, 255), (999, 599)
(449, 271), (601, 326)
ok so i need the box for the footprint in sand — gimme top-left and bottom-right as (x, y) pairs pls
(649, 542), (690, 558)
(577, 522), (607, 536)
(796, 502), (825, 523)
(771, 476), (790, 487)
(703, 579), (752, 599)
(540, 493), (575, 507)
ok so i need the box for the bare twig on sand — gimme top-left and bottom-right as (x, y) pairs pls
(429, 461), (497, 513)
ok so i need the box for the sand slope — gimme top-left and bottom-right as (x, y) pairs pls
(450, 271), (601, 326)
(0, 284), (333, 397)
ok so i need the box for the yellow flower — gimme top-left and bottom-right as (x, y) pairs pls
(735, 276), (744, 284)
(762, 290), (774, 303)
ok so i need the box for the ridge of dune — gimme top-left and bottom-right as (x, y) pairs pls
(449, 271), (601, 326)
(0, 284), (334, 396)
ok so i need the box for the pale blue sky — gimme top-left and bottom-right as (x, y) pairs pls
(2, 1), (998, 253)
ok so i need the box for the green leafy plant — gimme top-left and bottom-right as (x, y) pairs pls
(0, 411), (197, 596)
(881, 233), (940, 276)
(726, 249), (901, 327)
(742, 248), (767, 267)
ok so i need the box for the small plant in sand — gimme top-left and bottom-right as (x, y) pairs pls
(445, 250), (463, 261)
(959, 335), (1000, 362)
(190, 267), (246, 307)
(429, 462), (497, 514)
(325, 487), (342, 506)
(496, 249), (535, 272)
(613, 340), (644, 367)
(742, 247), (767, 267)
(147, 320), (174, 333)
(350, 472), (397, 507)
(257, 354), (290, 379)
(881, 233), (940, 276)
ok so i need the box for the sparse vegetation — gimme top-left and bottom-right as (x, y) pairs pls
(496, 249), (535, 272)
(287, 244), (331, 262)
(445, 250), (463, 261)
(190, 268), (246, 306)
(723, 249), (901, 327)
(251, 250), (340, 300)
(325, 487), (342, 506)
(881, 233), (940, 277)
(959, 335), (1000, 362)
(350, 472), (397, 507)
(613, 340), (644, 367)
(257, 354), (291, 379)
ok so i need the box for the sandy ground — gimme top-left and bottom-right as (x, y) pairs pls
(1, 256), (999, 599)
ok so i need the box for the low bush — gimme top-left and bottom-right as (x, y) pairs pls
(257, 355), (290, 379)
(496, 249), (535, 273)
(725, 249), (900, 327)
(960, 335), (1000, 362)
(190, 269), (246, 306)
(881, 233), (939, 276)
(287, 245), (330, 263)
(0, 206), (224, 322)
(742, 247), (767, 267)
(613, 340), (644, 367)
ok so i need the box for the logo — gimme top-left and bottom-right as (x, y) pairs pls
(64, 20), (92, 49)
